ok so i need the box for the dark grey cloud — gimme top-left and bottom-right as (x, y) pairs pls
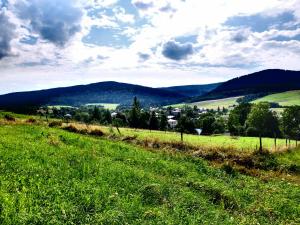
(138, 52), (150, 61)
(162, 41), (194, 60)
(231, 33), (248, 43)
(0, 9), (15, 59)
(159, 4), (176, 13)
(132, 1), (153, 10)
(16, 0), (83, 46)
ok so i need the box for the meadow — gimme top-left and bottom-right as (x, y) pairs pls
(253, 90), (300, 106)
(0, 122), (299, 224)
(97, 126), (296, 152)
(170, 90), (300, 111)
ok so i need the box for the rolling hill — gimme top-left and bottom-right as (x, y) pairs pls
(160, 83), (221, 97)
(0, 81), (186, 113)
(190, 69), (300, 102)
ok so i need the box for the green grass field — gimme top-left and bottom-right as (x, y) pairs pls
(253, 90), (300, 106)
(169, 97), (240, 110)
(0, 123), (299, 224)
(85, 103), (119, 110)
(98, 126), (295, 152)
(189, 97), (241, 110)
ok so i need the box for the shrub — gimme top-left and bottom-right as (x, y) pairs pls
(63, 125), (88, 134)
(221, 163), (237, 177)
(4, 114), (15, 121)
(89, 129), (104, 136)
(48, 121), (62, 127)
(26, 118), (37, 123)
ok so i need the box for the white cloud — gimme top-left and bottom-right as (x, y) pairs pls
(1, 0), (300, 94)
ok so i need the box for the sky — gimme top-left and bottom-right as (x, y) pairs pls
(0, 0), (300, 94)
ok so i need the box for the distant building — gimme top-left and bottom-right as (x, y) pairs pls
(171, 108), (181, 116)
(111, 112), (118, 118)
(168, 119), (178, 128)
(167, 115), (175, 120)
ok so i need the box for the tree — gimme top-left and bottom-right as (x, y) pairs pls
(246, 102), (280, 152)
(281, 106), (300, 147)
(149, 111), (159, 131)
(212, 118), (226, 134)
(227, 103), (252, 136)
(128, 97), (141, 129)
(139, 111), (150, 129)
(103, 109), (112, 124)
(159, 113), (168, 132)
(177, 115), (195, 141)
(92, 107), (101, 122)
(197, 113), (215, 135)
(112, 118), (123, 134)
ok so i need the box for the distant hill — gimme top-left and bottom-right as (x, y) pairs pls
(190, 69), (300, 102)
(159, 83), (221, 97)
(0, 81), (186, 113)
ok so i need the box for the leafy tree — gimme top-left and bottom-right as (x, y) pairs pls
(212, 118), (226, 134)
(177, 115), (195, 141)
(246, 102), (280, 152)
(228, 103), (252, 136)
(197, 113), (216, 135)
(139, 111), (150, 129)
(149, 111), (159, 131)
(281, 106), (300, 146)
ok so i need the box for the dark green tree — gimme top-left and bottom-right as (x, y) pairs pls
(281, 106), (300, 147)
(128, 97), (141, 129)
(246, 102), (280, 152)
(228, 103), (252, 135)
(159, 113), (168, 132)
(177, 115), (195, 141)
(149, 111), (159, 131)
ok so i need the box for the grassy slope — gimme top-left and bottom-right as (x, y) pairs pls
(189, 97), (241, 110)
(253, 90), (300, 106)
(0, 124), (299, 224)
(169, 97), (240, 110)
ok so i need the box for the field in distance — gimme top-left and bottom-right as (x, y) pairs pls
(252, 90), (300, 106)
(171, 90), (300, 110)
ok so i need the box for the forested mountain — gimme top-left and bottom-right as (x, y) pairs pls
(190, 69), (300, 102)
(0, 82), (186, 113)
(160, 83), (221, 97)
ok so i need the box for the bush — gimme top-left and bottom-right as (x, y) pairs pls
(89, 129), (104, 136)
(26, 118), (37, 123)
(221, 163), (237, 177)
(48, 121), (62, 127)
(4, 114), (15, 121)
(63, 125), (88, 134)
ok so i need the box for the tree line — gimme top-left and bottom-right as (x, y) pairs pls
(42, 97), (300, 151)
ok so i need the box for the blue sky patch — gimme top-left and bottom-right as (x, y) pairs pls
(225, 11), (296, 32)
(82, 26), (133, 47)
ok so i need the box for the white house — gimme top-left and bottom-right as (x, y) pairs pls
(168, 119), (178, 128)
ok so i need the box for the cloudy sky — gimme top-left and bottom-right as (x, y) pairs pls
(1, 0), (300, 94)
